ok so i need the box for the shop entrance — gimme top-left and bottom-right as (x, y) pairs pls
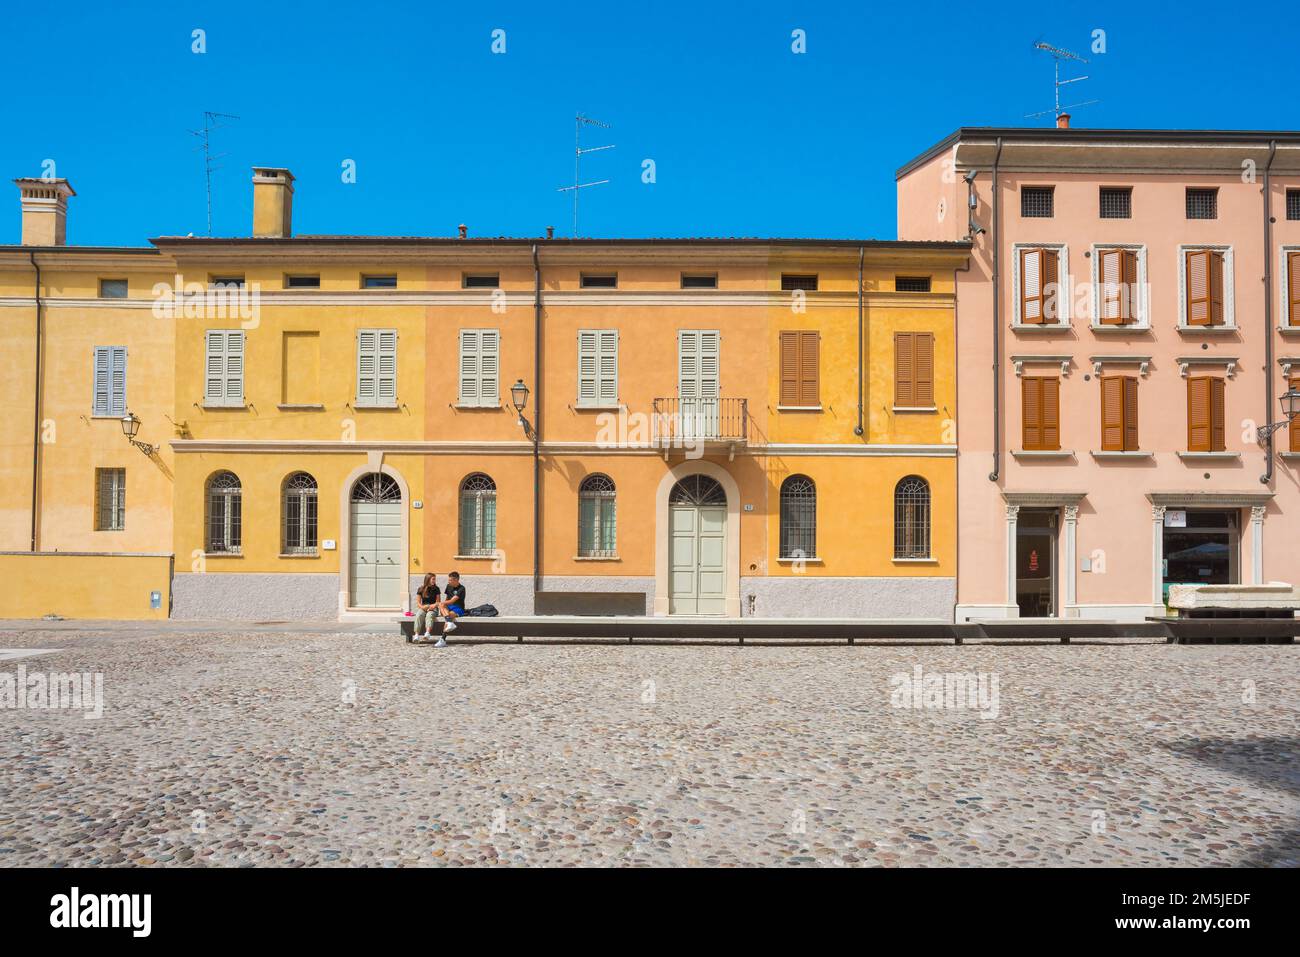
(1016, 509), (1058, 618)
(1162, 508), (1239, 602)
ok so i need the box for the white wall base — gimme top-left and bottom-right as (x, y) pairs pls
(955, 603), (1020, 622)
(1064, 603), (1167, 622)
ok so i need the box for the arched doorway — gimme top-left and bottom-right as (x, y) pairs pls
(349, 472), (403, 608)
(668, 474), (728, 615)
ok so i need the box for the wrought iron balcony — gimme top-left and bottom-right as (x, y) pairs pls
(651, 397), (748, 450)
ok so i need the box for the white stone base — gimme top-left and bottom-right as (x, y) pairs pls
(955, 603), (1019, 622)
(1064, 603), (1168, 622)
(1168, 582), (1300, 611)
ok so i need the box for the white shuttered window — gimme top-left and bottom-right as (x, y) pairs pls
(677, 330), (720, 399)
(204, 330), (245, 407)
(92, 346), (127, 416)
(458, 329), (500, 407)
(356, 329), (398, 407)
(577, 329), (619, 406)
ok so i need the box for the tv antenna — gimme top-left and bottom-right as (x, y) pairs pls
(557, 114), (614, 237)
(187, 111), (240, 236)
(1025, 42), (1099, 122)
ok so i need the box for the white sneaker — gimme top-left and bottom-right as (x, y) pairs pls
(434, 637), (447, 648)
(443, 620), (457, 634)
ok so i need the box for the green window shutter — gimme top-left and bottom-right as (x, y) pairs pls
(377, 329), (397, 405)
(678, 330), (699, 399)
(479, 329), (499, 404)
(109, 347), (127, 416)
(577, 330), (599, 405)
(698, 330), (720, 398)
(225, 331), (244, 406)
(205, 331), (226, 405)
(356, 330), (377, 406)
(597, 329), (618, 405)
(93, 347), (111, 415)
(459, 330), (479, 406)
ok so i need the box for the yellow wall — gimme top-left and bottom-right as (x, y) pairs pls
(0, 552), (172, 619)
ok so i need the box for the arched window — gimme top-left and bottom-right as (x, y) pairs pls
(578, 474), (617, 557)
(282, 472), (318, 555)
(206, 471), (242, 554)
(669, 474), (727, 506)
(350, 472), (401, 503)
(779, 474), (816, 559)
(894, 475), (931, 559)
(458, 473), (497, 556)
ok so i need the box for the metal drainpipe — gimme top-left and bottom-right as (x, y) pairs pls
(988, 137), (1004, 482)
(1261, 140), (1278, 486)
(29, 252), (43, 552)
(855, 245), (865, 437)
(531, 243), (543, 605)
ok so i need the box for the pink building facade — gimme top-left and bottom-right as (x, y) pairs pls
(898, 126), (1300, 621)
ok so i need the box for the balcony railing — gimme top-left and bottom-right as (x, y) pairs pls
(651, 397), (748, 448)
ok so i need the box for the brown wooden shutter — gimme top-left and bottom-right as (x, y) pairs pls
(1100, 376), (1124, 450)
(1123, 376), (1140, 451)
(914, 333), (934, 406)
(1022, 377), (1042, 449)
(1187, 377), (1211, 450)
(1210, 376), (1226, 451)
(1186, 250), (1211, 326)
(797, 330), (819, 406)
(1208, 252), (1225, 326)
(779, 332), (799, 406)
(1042, 377), (1061, 449)
(1121, 250), (1139, 323)
(1291, 376), (1300, 453)
(1099, 249), (1121, 324)
(895, 332), (915, 406)
(1042, 248), (1060, 323)
(1289, 252), (1300, 326)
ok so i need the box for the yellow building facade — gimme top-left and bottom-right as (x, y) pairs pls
(1, 170), (968, 620)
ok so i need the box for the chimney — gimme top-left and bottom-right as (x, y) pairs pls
(251, 167), (294, 237)
(457, 223), (467, 239)
(545, 225), (554, 239)
(1056, 113), (1071, 130)
(14, 178), (75, 245)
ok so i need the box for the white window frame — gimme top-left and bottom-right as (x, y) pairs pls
(576, 329), (619, 408)
(92, 345), (127, 417)
(355, 328), (398, 408)
(204, 330), (246, 407)
(1088, 243), (1149, 329)
(1280, 245), (1300, 330)
(1011, 242), (1072, 328)
(1177, 244), (1235, 331)
(457, 329), (500, 408)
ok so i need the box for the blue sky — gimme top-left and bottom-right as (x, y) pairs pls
(2, 0), (1294, 246)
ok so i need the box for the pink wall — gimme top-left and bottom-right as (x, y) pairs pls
(900, 141), (1300, 619)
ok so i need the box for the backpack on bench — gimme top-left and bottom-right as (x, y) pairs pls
(465, 603), (498, 617)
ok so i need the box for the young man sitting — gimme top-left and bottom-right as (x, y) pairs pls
(438, 571), (467, 635)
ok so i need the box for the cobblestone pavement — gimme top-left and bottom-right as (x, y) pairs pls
(1, 627), (1297, 867)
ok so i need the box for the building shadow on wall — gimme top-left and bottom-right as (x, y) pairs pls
(1161, 735), (1300, 866)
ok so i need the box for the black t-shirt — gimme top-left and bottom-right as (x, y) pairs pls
(418, 585), (440, 607)
(444, 583), (467, 607)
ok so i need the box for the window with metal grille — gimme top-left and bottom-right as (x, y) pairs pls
(351, 472), (402, 504)
(1099, 187), (1132, 219)
(1020, 186), (1054, 218)
(362, 274), (397, 288)
(577, 474), (617, 557)
(895, 276), (931, 293)
(281, 472), (318, 555)
(463, 273), (500, 288)
(1186, 188), (1218, 219)
(99, 278), (128, 298)
(779, 474), (816, 559)
(580, 273), (618, 288)
(781, 274), (818, 291)
(893, 475), (931, 560)
(1288, 190), (1300, 221)
(285, 274), (320, 288)
(458, 473), (497, 556)
(209, 275), (245, 288)
(205, 471), (242, 553)
(681, 274), (718, 289)
(669, 474), (726, 506)
(95, 468), (125, 531)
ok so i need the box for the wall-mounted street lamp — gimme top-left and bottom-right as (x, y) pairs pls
(511, 378), (535, 440)
(120, 411), (157, 456)
(1258, 387), (1300, 442)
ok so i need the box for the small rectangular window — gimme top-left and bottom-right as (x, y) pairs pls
(1187, 376), (1226, 451)
(1021, 376), (1061, 450)
(285, 275), (320, 288)
(95, 468), (126, 531)
(362, 274), (397, 289)
(895, 276), (931, 293)
(463, 273), (500, 289)
(1100, 376), (1139, 451)
(781, 274), (818, 291)
(1287, 190), (1300, 221)
(681, 273), (718, 289)
(1099, 187), (1132, 219)
(1186, 188), (1218, 220)
(580, 273), (617, 289)
(1020, 186), (1054, 218)
(209, 275), (245, 288)
(99, 278), (128, 298)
